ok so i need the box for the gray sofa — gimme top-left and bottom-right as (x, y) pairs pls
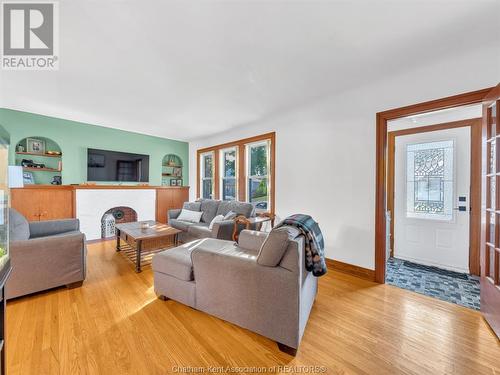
(168, 199), (255, 242)
(6, 208), (87, 299)
(152, 228), (318, 355)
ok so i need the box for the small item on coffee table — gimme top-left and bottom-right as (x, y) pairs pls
(141, 222), (149, 230)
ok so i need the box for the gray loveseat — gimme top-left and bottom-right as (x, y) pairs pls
(152, 228), (318, 355)
(6, 208), (87, 299)
(168, 199), (255, 242)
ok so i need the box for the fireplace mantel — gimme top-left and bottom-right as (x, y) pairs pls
(10, 186), (190, 239)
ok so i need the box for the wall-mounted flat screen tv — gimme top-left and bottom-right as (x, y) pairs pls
(87, 148), (150, 182)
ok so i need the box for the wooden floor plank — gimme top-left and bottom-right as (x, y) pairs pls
(6, 240), (500, 374)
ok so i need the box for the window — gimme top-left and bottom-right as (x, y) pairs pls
(220, 147), (237, 201)
(197, 132), (275, 213)
(406, 140), (454, 220)
(200, 152), (214, 199)
(246, 141), (270, 212)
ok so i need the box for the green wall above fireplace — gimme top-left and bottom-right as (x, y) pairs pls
(0, 108), (189, 186)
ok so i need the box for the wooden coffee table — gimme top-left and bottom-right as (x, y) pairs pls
(115, 220), (182, 273)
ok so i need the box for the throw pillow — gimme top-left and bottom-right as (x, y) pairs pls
(223, 211), (237, 220)
(208, 214), (225, 230)
(183, 202), (201, 211)
(177, 209), (203, 223)
(257, 227), (290, 267)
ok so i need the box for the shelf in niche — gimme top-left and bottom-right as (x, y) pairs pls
(16, 152), (62, 158)
(23, 167), (61, 172)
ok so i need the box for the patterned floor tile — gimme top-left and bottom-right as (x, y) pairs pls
(386, 257), (480, 310)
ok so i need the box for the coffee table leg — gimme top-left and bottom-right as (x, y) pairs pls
(136, 240), (142, 273)
(116, 229), (121, 252)
(174, 233), (179, 246)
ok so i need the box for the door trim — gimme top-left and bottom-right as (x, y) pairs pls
(375, 87), (493, 283)
(387, 118), (482, 275)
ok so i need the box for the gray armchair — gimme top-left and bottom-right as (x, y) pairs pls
(6, 208), (87, 299)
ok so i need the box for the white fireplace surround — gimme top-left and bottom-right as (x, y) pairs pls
(76, 189), (156, 240)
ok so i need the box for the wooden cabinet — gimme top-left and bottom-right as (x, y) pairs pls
(11, 186), (74, 221)
(156, 187), (189, 224)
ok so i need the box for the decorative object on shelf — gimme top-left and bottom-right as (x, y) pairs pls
(51, 176), (62, 185)
(26, 138), (45, 154)
(21, 159), (45, 168)
(23, 172), (34, 184)
(170, 179), (177, 186)
(8, 166), (24, 188)
(173, 167), (182, 177)
(46, 150), (62, 156)
(176, 179), (183, 186)
(101, 214), (116, 238)
(17, 144), (24, 152)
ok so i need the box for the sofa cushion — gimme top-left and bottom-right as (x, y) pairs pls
(199, 199), (220, 223)
(152, 241), (202, 281)
(223, 210), (237, 220)
(9, 208), (30, 241)
(187, 223), (212, 239)
(216, 201), (254, 218)
(177, 209), (203, 223)
(169, 219), (195, 232)
(183, 202), (201, 211)
(209, 214), (225, 230)
(257, 227), (290, 267)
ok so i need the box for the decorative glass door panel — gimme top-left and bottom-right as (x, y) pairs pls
(481, 85), (500, 339)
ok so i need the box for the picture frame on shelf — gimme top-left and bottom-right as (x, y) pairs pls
(172, 167), (182, 177)
(170, 179), (177, 186)
(26, 138), (45, 154)
(23, 172), (35, 185)
(176, 179), (183, 186)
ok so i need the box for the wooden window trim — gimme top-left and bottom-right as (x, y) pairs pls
(197, 132), (276, 214)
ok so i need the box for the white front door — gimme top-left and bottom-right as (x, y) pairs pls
(393, 127), (470, 273)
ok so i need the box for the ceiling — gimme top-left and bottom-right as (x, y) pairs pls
(1, 0), (499, 141)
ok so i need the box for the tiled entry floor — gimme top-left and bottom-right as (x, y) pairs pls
(386, 257), (480, 310)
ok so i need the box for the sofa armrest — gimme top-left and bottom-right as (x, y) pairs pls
(211, 220), (261, 241)
(237, 230), (267, 252)
(168, 209), (181, 222)
(29, 219), (80, 238)
(210, 220), (237, 240)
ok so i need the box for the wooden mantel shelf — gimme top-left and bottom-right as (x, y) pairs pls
(11, 185), (189, 190)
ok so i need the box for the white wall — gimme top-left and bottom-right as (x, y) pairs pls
(189, 45), (499, 270)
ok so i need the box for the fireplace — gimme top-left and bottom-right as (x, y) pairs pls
(101, 206), (137, 238)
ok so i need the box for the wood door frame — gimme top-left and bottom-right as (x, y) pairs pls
(387, 118), (482, 275)
(375, 88), (493, 283)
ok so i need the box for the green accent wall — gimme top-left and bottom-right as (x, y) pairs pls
(0, 108), (189, 186)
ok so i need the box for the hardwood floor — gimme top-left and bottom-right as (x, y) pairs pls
(6, 240), (500, 374)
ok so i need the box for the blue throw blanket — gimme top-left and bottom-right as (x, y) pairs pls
(275, 214), (327, 277)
